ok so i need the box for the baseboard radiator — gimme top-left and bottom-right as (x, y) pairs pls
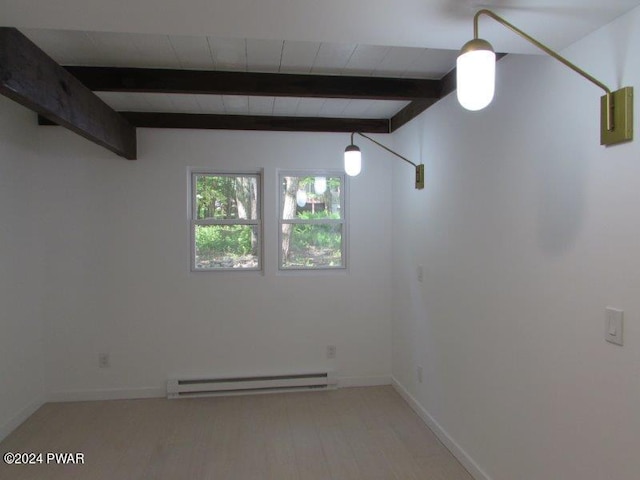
(167, 371), (337, 399)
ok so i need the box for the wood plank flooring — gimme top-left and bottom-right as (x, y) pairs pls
(0, 386), (472, 480)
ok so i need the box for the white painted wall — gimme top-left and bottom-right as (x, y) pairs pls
(32, 126), (392, 400)
(0, 97), (46, 439)
(391, 6), (640, 480)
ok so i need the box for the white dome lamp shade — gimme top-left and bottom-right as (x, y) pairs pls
(457, 38), (496, 111)
(344, 144), (362, 177)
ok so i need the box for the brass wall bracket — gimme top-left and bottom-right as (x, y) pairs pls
(415, 164), (425, 189)
(601, 87), (633, 146)
(352, 132), (424, 190)
(473, 10), (634, 147)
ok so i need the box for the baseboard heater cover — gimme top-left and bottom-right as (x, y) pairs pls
(167, 372), (337, 399)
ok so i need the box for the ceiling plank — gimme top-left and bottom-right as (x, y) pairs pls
(372, 46), (424, 77)
(280, 41), (321, 74)
(43, 112), (389, 133)
(246, 39), (284, 73)
(64, 66), (441, 101)
(206, 37), (247, 71)
(310, 42), (357, 74)
(0, 28), (136, 159)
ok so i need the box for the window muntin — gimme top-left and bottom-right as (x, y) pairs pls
(191, 173), (261, 271)
(279, 173), (346, 270)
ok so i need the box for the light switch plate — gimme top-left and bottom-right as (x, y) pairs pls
(605, 307), (623, 346)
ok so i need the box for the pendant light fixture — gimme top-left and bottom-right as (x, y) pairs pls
(344, 132), (425, 189)
(457, 9), (633, 146)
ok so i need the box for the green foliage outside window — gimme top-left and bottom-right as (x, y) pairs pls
(195, 225), (254, 257)
(280, 174), (345, 269)
(291, 211), (341, 251)
(193, 173), (259, 269)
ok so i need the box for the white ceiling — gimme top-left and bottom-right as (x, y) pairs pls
(21, 30), (458, 77)
(3, 0), (640, 53)
(22, 30), (449, 118)
(95, 92), (409, 119)
(5, 1), (640, 119)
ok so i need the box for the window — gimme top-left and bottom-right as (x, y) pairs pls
(191, 172), (261, 271)
(279, 173), (346, 270)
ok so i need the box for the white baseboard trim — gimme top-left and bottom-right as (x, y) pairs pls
(392, 377), (492, 480)
(0, 396), (46, 442)
(48, 387), (165, 402)
(337, 375), (391, 388)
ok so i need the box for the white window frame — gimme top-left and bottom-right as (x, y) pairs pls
(278, 170), (347, 271)
(190, 170), (263, 272)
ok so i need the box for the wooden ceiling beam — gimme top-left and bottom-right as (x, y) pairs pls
(390, 66), (457, 132)
(110, 112), (389, 134)
(389, 98), (440, 132)
(40, 112), (389, 134)
(0, 28), (137, 159)
(64, 66), (441, 101)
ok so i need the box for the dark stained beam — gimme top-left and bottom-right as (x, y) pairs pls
(38, 112), (389, 133)
(64, 66), (441, 101)
(40, 113), (389, 134)
(0, 28), (136, 159)
(390, 53), (508, 132)
(389, 98), (440, 132)
(121, 113), (389, 133)
(390, 67), (457, 132)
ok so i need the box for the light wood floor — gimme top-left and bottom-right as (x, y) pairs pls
(0, 386), (472, 480)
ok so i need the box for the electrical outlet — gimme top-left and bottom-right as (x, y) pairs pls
(98, 353), (110, 368)
(417, 366), (423, 383)
(327, 345), (336, 359)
